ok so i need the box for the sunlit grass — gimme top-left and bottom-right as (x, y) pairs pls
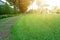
(9, 14), (60, 40)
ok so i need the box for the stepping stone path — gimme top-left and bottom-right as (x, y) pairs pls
(0, 16), (19, 40)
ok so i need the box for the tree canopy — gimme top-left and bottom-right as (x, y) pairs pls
(6, 0), (34, 13)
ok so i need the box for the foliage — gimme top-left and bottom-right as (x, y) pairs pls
(0, 3), (11, 14)
(0, 2), (20, 15)
(0, 2), (20, 19)
(50, 7), (60, 14)
(6, 0), (34, 13)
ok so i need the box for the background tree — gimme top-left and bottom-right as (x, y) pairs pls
(6, 0), (34, 13)
(0, 3), (11, 14)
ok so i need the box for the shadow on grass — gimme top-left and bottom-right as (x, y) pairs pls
(0, 15), (11, 19)
(0, 14), (20, 19)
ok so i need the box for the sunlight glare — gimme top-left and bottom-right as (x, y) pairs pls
(27, 0), (38, 11)
(2, 0), (6, 2)
(28, 0), (60, 11)
(41, 0), (60, 8)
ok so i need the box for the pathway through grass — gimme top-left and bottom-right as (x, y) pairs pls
(0, 16), (20, 40)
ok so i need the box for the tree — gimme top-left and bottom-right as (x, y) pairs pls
(0, 3), (11, 14)
(6, 0), (34, 13)
(51, 6), (59, 14)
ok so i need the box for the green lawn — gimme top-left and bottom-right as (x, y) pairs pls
(9, 14), (60, 40)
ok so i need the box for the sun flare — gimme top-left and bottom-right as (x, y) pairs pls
(28, 0), (60, 11)
(42, 0), (60, 8)
(27, 0), (38, 11)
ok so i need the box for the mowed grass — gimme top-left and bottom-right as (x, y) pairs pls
(9, 14), (60, 40)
